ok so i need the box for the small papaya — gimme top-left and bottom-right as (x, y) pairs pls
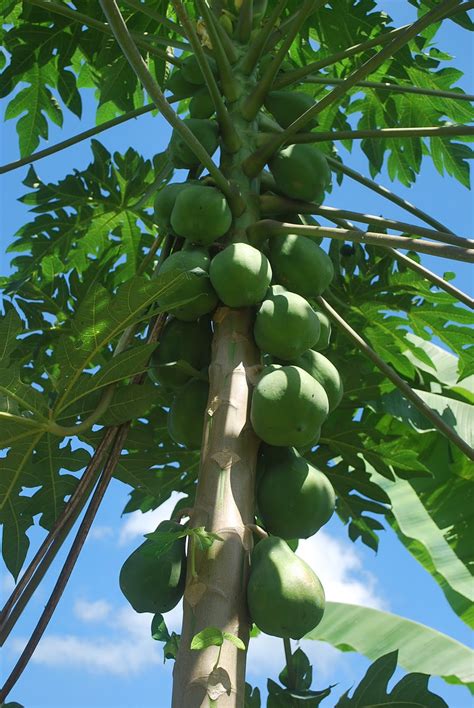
(119, 520), (186, 614)
(157, 249), (218, 321)
(264, 90), (318, 130)
(170, 185), (232, 246)
(166, 69), (199, 99)
(250, 365), (329, 447)
(254, 288), (320, 360)
(149, 316), (212, 389)
(295, 349), (343, 412)
(209, 243), (272, 307)
(189, 88), (215, 119)
(168, 378), (209, 448)
(169, 119), (219, 169)
(181, 54), (218, 85)
(269, 144), (331, 203)
(257, 446), (336, 539)
(247, 536), (325, 639)
(154, 181), (190, 231)
(269, 234), (334, 298)
(313, 310), (332, 350)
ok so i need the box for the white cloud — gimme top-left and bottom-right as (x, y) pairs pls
(247, 632), (341, 680)
(1, 572), (15, 595)
(88, 525), (114, 541)
(118, 492), (186, 546)
(73, 598), (112, 623)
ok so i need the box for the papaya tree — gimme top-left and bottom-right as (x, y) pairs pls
(0, 0), (473, 706)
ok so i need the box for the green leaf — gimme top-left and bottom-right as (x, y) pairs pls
(245, 683), (261, 708)
(335, 650), (448, 707)
(222, 632), (246, 651)
(191, 627), (224, 651)
(151, 613), (170, 643)
(98, 379), (159, 426)
(307, 602), (474, 690)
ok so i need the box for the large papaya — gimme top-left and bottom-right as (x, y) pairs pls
(189, 88), (215, 119)
(254, 287), (320, 359)
(149, 316), (212, 389)
(168, 378), (209, 448)
(169, 119), (219, 169)
(295, 349), (343, 412)
(247, 536), (325, 639)
(170, 185), (232, 246)
(268, 234), (334, 298)
(157, 249), (218, 321)
(154, 181), (191, 231)
(251, 365), (329, 447)
(209, 243), (272, 307)
(166, 69), (198, 100)
(257, 446), (336, 539)
(119, 520), (186, 614)
(268, 144), (331, 203)
(264, 90), (318, 130)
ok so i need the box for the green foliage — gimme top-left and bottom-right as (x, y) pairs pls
(167, 378), (210, 449)
(149, 316), (212, 389)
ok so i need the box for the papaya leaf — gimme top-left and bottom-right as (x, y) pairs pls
(163, 632), (180, 662)
(245, 683), (261, 708)
(151, 613), (170, 643)
(191, 627), (225, 650)
(335, 650), (448, 707)
(307, 602), (474, 691)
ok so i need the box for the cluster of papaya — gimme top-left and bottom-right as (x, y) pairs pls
(121, 48), (344, 638)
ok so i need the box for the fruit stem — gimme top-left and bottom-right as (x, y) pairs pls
(241, 0), (319, 120)
(236, 0), (254, 44)
(240, 0), (289, 75)
(171, 0), (241, 153)
(283, 638), (297, 690)
(195, 0), (241, 102)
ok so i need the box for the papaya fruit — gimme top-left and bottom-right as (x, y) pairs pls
(166, 69), (198, 100)
(268, 234), (334, 298)
(313, 310), (331, 350)
(181, 54), (217, 85)
(119, 520), (186, 614)
(257, 446), (336, 539)
(209, 243), (272, 307)
(149, 316), (212, 389)
(168, 378), (209, 448)
(189, 88), (215, 119)
(268, 144), (331, 203)
(254, 289), (320, 360)
(247, 536), (325, 639)
(295, 350), (343, 412)
(264, 90), (318, 130)
(169, 119), (219, 169)
(250, 365), (329, 447)
(170, 185), (232, 246)
(157, 249), (218, 321)
(154, 181), (190, 231)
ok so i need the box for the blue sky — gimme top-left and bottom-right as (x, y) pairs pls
(1, 2), (473, 706)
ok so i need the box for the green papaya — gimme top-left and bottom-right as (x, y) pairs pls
(169, 119), (219, 169)
(119, 520), (186, 614)
(313, 310), (332, 350)
(181, 54), (218, 85)
(170, 185), (232, 246)
(296, 426), (321, 454)
(168, 378), (209, 448)
(209, 243), (272, 307)
(254, 289), (320, 360)
(295, 350), (343, 411)
(149, 316), (212, 389)
(257, 446), (336, 539)
(189, 88), (215, 119)
(268, 144), (331, 203)
(247, 536), (325, 639)
(166, 69), (199, 99)
(269, 234), (334, 298)
(264, 90), (318, 130)
(154, 182), (190, 231)
(251, 365), (329, 447)
(157, 249), (218, 321)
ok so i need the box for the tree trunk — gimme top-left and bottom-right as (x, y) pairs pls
(172, 306), (260, 707)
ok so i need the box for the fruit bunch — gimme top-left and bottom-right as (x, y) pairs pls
(120, 33), (343, 642)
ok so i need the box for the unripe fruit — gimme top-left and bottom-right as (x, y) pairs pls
(295, 350), (343, 412)
(168, 378), (209, 448)
(269, 144), (331, 203)
(269, 234), (334, 298)
(149, 317), (212, 389)
(169, 119), (219, 169)
(209, 243), (272, 307)
(170, 185), (232, 246)
(265, 90), (318, 130)
(158, 249), (218, 321)
(189, 88), (215, 119)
